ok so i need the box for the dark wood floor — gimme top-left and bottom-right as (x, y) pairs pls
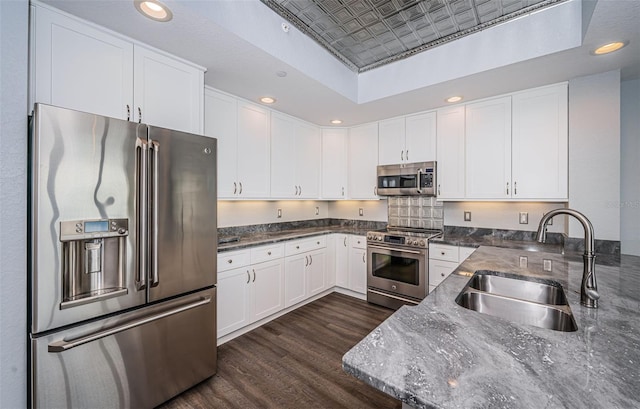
(159, 293), (401, 409)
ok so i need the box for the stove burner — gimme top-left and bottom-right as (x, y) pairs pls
(366, 226), (442, 249)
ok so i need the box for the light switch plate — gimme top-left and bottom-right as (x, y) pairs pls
(277, 208), (282, 218)
(315, 206), (319, 216)
(519, 212), (528, 224)
(464, 211), (471, 222)
(359, 208), (364, 217)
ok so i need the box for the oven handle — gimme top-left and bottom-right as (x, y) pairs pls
(367, 288), (419, 305)
(368, 245), (423, 255)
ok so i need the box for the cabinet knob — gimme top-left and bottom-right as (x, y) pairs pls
(267, 251), (272, 255)
(296, 245), (300, 249)
(441, 273), (445, 277)
(228, 259), (233, 264)
(441, 252), (445, 255)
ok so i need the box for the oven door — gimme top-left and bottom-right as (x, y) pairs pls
(367, 244), (427, 301)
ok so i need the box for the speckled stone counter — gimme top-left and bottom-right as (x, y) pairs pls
(343, 246), (640, 409)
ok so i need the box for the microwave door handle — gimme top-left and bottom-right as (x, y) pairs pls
(150, 140), (160, 287)
(135, 138), (148, 291)
(416, 169), (423, 194)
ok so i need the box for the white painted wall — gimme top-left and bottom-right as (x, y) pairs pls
(568, 70), (621, 241)
(620, 78), (640, 256)
(328, 200), (387, 222)
(0, 0), (29, 407)
(444, 202), (566, 233)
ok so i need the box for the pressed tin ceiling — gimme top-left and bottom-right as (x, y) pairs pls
(260, 0), (567, 72)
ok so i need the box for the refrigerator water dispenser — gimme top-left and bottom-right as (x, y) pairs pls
(60, 219), (129, 309)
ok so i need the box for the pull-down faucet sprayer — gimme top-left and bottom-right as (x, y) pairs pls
(536, 209), (599, 308)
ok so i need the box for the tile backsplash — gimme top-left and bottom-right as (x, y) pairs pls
(388, 196), (444, 230)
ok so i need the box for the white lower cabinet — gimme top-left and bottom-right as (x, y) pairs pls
(348, 236), (367, 295)
(251, 259), (285, 321)
(217, 266), (252, 337)
(428, 244), (476, 293)
(334, 234), (350, 288)
(284, 237), (327, 308)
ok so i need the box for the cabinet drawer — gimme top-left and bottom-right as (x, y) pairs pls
(217, 250), (250, 273)
(429, 259), (459, 287)
(285, 236), (327, 256)
(350, 235), (367, 249)
(429, 244), (459, 262)
(251, 243), (284, 264)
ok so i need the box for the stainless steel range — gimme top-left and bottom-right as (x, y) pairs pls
(366, 227), (442, 310)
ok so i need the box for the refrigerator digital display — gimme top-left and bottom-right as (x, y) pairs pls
(84, 221), (109, 233)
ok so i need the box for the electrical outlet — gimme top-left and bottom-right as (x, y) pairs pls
(315, 206), (319, 216)
(359, 208), (364, 217)
(519, 256), (528, 268)
(543, 259), (553, 272)
(519, 212), (528, 224)
(464, 211), (471, 222)
(277, 208), (282, 218)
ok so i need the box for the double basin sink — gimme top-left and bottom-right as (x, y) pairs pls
(455, 270), (578, 332)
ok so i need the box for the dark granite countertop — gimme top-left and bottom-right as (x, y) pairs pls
(342, 246), (640, 409)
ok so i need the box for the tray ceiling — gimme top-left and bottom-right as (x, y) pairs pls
(261, 0), (566, 72)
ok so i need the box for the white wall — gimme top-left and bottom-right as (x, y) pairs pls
(328, 200), (387, 222)
(568, 70), (621, 241)
(620, 78), (640, 256)
(218, 200), (329, 228)
(444, 202), (566, 233)
(0, 0), (29, 407)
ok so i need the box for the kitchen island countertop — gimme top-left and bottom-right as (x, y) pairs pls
(342, 246), (640, 409)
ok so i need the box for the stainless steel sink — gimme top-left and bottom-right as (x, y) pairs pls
(466, 271), (568, 305)
(455, 270), (578, 332)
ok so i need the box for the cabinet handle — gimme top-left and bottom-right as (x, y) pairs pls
(296, 245), (300, 249)
(374, 186), (377, 196)
(299, 185), (302, 196)
(441, 272), (445, 277)
(406, 150), (409, 161)
(126, 104), (131, 121)
(246, 270), (250, 284)
(252, 269), (256, 282)
(267, 251), (272, 256)
(233, 182), (237, 195)
(341, 187), (345, 197)
(305, 256), (309, 266)
(400, 150), (404, 161)
(137, 107), (142, 124)
(294, 185), (299, 195)
(441, 251), (445, 255)
(506, 182), (509, 195)
(309, 255), (313, 265)
(362, 253), (365, 263)
(437, 184), (441, 196)
(514, 181), (517, 195)
(228, 259), (233, 264)
(239, 182), (243, 195)
(343, 237), (347, 247)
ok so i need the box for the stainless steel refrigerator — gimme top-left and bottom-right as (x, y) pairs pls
(28, 103), (217, 408)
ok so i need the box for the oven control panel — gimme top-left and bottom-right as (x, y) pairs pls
(367, 232), (428, 248)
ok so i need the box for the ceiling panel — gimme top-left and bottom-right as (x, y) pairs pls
(261, 0), (566, 72)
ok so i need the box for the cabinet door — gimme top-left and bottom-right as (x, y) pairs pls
(512, 83), (568, 200)
(465, 97), (512, 199)
(252, 260), (285, 321)
(296, 123), (321, 199)
(348, 123), (379, 199)
(349, 248), (367, 294)
(217, 267), (252, 337)
(335, 234), (349, 288)
(204, 88), (237, 198)
(284, 255), (307, 307)
(237, 102), (271, 198)
(32, 5), (133, 120)
(436, 106), (465, 199)
(325, 235), (337, 288)
(405, 111), (437, 163)
(321, 128), (348, 199)
(133, 45), (204, 133)
(306, 250), (326, 297)
(378, 117), (405, 165)
(270, 113), (297, 198)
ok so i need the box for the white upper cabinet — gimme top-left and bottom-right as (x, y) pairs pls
(271, 112), (321, 199)
(133, 46), (204, 134)
(321, 128), (348, 199)
(204, 88), (238, 198)
(511, 83), (568, 200)
(465, 96), (512, 199)
(378, 112), (436, 165)
(436, 106), (466, 199)
(32, 4), (133, 120)
(31, 4), (204, 133)
(348, 123), (379, 199)
(204, 88), (270, 199)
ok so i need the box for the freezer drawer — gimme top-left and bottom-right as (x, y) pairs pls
(30, 288), (217, 408)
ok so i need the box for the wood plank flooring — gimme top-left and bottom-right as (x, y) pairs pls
(159, 293), (401, 409)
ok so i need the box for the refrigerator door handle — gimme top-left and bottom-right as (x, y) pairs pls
(150, 140), (160, 287)
(47, 295), (212, 353)
(136, 138), (149, 291)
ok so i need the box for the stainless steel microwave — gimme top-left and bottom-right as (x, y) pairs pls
(376, 161), (437, 196)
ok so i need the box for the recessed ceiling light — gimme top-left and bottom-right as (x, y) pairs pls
(593, 41), (627, 55)
(134, 0), (173, 22)
(260, 97), (276, 104)
(330, 119), (343, 125)
(446, 96), (463, 103)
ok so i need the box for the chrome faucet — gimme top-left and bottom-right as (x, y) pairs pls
(536, 209), (600, 308)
